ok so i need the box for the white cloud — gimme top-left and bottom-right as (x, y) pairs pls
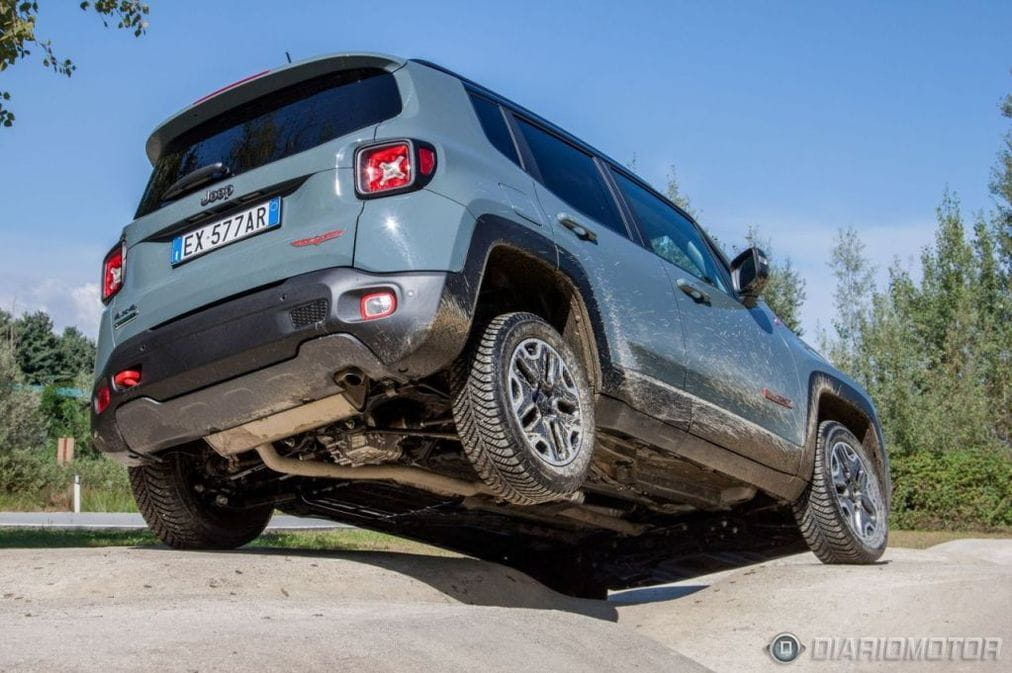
(0, 234), (105, 338)
(70, 283), (103, 334)
(0, 278), (102, 338)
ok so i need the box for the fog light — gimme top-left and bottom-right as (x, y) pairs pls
(113, 368), (142, 389)
(359, 291), (397, 320)
(94, 385), (111, 415)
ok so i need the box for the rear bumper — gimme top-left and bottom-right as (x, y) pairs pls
(92, 266), (474, 464)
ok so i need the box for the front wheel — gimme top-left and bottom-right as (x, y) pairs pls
(793, 421), (888, 563)
(130, 447), (273, 549)
(451, 312), (595, 505)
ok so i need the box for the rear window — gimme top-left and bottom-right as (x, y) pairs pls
(136, 68), (401, 217)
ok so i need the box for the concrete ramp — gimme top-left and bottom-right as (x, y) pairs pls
(0, 547), (710, 673)
(612, 541), (1012, 672)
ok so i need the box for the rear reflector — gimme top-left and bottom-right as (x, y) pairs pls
(359, 291), (397, 320)
(94, 385), (111, 415)
(418, 147), (436, 176)
(113, 368), (142, 389)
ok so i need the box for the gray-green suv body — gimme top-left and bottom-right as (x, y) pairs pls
(93, 52), (890, 596)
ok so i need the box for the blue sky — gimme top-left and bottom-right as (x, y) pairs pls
(0, 0), (1008, 338)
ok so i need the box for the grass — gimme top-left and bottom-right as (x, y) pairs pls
(0, 526), (453, 555)
(0, 488), (137, 512)
(888, 528), (1012, 549)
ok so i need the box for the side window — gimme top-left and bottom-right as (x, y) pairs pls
(514, 117), (626, 236)
(611, 169), (728, 292)
(468, 93), (521, 166)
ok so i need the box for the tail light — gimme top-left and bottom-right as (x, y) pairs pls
(93, 385), (111, 415)
(101, 241), (125, 303)
(355, 140), (437, 198)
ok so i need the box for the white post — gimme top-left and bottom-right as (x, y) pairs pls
(73, 474), (81, 514)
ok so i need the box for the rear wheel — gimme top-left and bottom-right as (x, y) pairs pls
(452, 312), (595, 505)
(794, 421), (888, 563)
(129, 448), (272, 549)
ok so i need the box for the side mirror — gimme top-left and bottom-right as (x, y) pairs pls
(730, 246), (770, 307)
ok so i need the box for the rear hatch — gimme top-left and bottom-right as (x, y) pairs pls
(110, 54), (405, 346)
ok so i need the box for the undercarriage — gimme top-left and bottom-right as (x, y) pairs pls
(172, 373), (806, 597)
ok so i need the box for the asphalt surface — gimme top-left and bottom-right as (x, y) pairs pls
(0, 511), (349, 530)
(0, 540), (1008, 672)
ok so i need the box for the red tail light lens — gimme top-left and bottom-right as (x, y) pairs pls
(93, 385), (111, 415)
(101, 241), (125, 303)
(355, 140), (436, 198)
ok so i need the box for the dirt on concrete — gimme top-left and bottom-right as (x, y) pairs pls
(1, 540), (1009, 672)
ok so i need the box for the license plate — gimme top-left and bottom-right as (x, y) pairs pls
(171, 197), (281, 265)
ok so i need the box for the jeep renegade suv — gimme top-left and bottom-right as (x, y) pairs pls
(93, 53), (890, 596)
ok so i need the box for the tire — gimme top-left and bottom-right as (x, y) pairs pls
(129, 449), (272, 550)
(793, 420), (888, 563)
(452, 312), (595, 505)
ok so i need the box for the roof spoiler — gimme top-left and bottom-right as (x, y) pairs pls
(144, 52), (405, 165)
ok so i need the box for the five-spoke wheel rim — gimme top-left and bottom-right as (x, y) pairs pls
(507, 338), (584, 467)
(829, 441), (883, 541)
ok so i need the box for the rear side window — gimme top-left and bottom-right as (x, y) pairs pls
(468, 93), (520, 166)
(514, 118), (625, 236)
(610, 169), (729, 292)
(136, 68), (401, 217)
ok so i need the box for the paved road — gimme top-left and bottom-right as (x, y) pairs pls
(0, 540), (1008, 672)
(0, 511), (350, 530)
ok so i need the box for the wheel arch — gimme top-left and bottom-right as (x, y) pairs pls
(803, 372), (892, 507)
(456, 214), (614, 394)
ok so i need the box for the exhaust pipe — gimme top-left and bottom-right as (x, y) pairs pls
(254, 443), (493, 499)
(254, 444), (638, 533)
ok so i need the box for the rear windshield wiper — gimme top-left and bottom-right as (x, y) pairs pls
(160, 162), (232, 202)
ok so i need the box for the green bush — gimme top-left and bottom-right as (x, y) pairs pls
(0, 449), (65, 493)
(72, 455), (130, 493)
(890, 448), (1012, 530)
(39, 384), (95, 458)
(0, 451), (133, 511)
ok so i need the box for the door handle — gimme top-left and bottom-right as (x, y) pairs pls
(676, 278), (711, 305)
(557, 213), (597, 242)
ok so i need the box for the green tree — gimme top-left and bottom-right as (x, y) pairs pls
(39, 382), (93, 456)
(58, 326), (96, 380)
(0, 1), (150, 127)
(830, 194), (1009, 457)
(824, 226), (876, 377)
(990, 93), (1012, 239)
(12, 310), (61, 385)
(0, 336), (47, 454)
(9, 311), (95, 385)
(665, 163), (696, 219)
(0, 309), (13, 341)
